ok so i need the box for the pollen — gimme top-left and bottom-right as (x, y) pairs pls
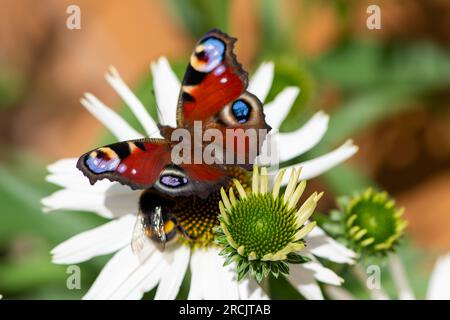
(173, 166), (250, 247)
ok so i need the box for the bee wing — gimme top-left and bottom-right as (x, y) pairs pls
(131, 208), (167, 262)
(148, 206), (167, 247)
(130, 213), (158, 263)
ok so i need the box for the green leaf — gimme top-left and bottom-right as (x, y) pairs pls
(312, 41), (450, 92)
(269, 275), (304, 300)
(323, 85), (423, 146)
(0, 164), (104, 246)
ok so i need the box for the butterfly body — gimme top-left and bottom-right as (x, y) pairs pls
(77, 29), (270, 247)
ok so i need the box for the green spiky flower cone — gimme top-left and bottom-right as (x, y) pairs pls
(215, 166), (322, 282)
(340, 188), (407, 257)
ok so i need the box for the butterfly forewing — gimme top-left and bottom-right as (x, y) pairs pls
(177, 29), (248, 126)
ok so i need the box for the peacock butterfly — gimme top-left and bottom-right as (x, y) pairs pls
(77, 29), (271, 249)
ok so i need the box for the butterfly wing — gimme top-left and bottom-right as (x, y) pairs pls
(77, 138), (230, 197)
(177, 29), (248, 126)
(77, 138), (172, 190)
(176, 29), (271, 165)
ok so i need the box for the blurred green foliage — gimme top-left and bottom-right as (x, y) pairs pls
(1, 0), (449, 300)
(0, 67), (25, 109)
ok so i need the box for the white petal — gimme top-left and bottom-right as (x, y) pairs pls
(108, 251), (166, 300)
(42, 189), (112, 218)
(47, 158), (78, 174)
(188, 248), (243, 300)
(83, 244), (164, 300)
(278, 140), (358, 185)
(306, 226), (355, 264)
(202, 249), (222, 299)
(188, 248), (205, 299)
(154, 245), (190, 300)
(287, 264), (324, 300)
(263, 87), (300, 129)
(46, 158), (100, 190)
(150, 57), (180, 127)
(324, 285), (355, 300)
(388, 254), (415, 300)
(42, 184), (140, 219)
(51, 214), (135, 264)
(46, 172), (109, 191)
(248, 62), (274, 103)
(81, 93), (143, 141)
(46, 159), (111, 191)
(237, 278), (269, 300)
(105, 66), (162, 138)
(278, 111), (329, 162)
(302, 260), (343, 286)
(216, 267), (240, 300)
(209, 248), (240, 299)
(426, 253), (450, 300)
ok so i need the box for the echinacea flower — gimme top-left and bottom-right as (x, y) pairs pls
(217, 166), (322, 283)
(42, 58), (357, 300)
(322, 188), (444, 301)
(327, 188), (408, 257)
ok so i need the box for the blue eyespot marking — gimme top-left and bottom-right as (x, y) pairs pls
(85, 152), (120, 174)
(193, 37), (225, 72)
(160, 175), (188, 188)
(231, 100), (251, 124)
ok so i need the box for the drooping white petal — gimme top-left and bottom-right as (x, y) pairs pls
(105, 66), (162, 138)
(188, 248), (243, 300)
(351, 264), (389, 300)
(202, 250), (223, 300)
(302, 260), (343, 286)
(42, 183), (140, 219)
(324, 285), (355, 300)
(426, 253), (450, 300)
(388, 254), (415, 300)
(150, 57), (180, 127)
(83, 244), (164, 300)
(188, 248), (221, 299)
(46, 158), (104, 190)
(306, 226), (355, 264)
(278, 111), (329, 162)
(287, 264), (324, 300)
(237, 278), (269, 300)
(248, 62), (274, 103)
(51, 214), (135, 264)
(47, 158), (78, 174)
(278, 140), (358, 185)
(209, 248), (240, 299)
(108, 252), (166, 300)
(42, 189), (113, 218)
(81, 93), (144, 141)
(216, 267), (241, 300)
(263, 87), (299, 129)
(44, 158), (141, 219)
(188, 248), (205, 299)
(46, 171), (103, 191)
(154, 245), (190, 300)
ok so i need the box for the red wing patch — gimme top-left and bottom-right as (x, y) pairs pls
(177, 29), (248, 125)
(77, 138), (172, 190)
